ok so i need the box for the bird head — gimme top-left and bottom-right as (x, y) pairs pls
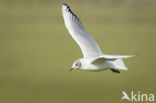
(69, 59), (81, 72)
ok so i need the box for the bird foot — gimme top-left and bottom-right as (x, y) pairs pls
(110, 69), (120, 73)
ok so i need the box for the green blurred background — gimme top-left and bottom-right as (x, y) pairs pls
(0, 0), (156, 103)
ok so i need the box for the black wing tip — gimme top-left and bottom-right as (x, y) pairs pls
(63, 3), (70, 10)
(62, 3), (68, 6)
(63, 3), (67, 6)
(62, 3), (80, 23)
(63, 3), (69, 8)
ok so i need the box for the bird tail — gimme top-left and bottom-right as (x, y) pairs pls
(112, 59), (128, 70)
(101, 54), (134, 70)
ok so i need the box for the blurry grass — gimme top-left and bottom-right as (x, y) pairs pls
(0, 2), (156, 103)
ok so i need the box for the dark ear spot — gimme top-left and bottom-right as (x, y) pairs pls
(75, 61), (81, 67)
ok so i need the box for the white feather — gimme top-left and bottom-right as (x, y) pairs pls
(62, 4), (102, 58)
(102, 54), (135, 59)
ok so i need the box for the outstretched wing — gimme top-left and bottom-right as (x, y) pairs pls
(62, 3), (102, 58)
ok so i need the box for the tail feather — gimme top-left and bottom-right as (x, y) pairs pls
(112, 59), (128, 70)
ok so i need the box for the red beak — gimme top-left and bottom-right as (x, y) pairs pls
(68, 68), (73, 72)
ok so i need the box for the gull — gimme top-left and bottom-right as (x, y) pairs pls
(62, 3), (134, 73)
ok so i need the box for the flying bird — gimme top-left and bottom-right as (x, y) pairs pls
(62, 3), (134, 73)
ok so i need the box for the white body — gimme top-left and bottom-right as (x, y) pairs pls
(78, 57), (130, 71)
(62, 3), (134, 71)
(78, 58), (112, 71)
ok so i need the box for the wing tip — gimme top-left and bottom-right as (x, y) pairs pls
(62, 3), (80, 21)
(63, 3), (67, 6)
(62, 3), (70, 9)
(62, 3), (69, 14)
(62, 3), (70, 12)
(62, 3), (68, 6)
